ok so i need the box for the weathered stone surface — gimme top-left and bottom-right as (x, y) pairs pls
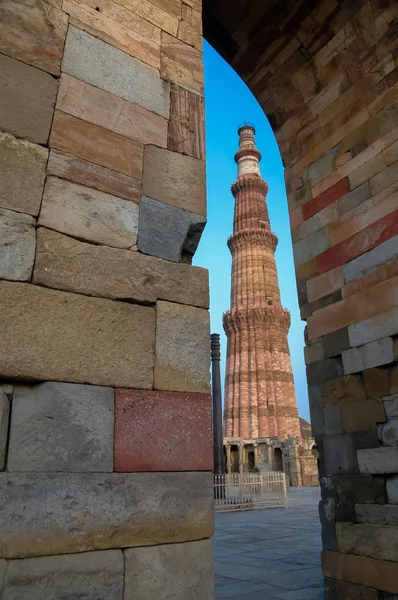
(321, 374), (367, 408)
(307, 266), (343, 303)
(178, 3), (202, 50)
(0, 133), (47, 216)
(161, 31), (203, 94)
(324, 406), (343, 435)
(0, 550), (124, 600)
(0, 389), (10, 471)
(387, 475), (398, 504)
(337, 522), (398, 562)
(8, 382), (114, 473)
(142, 146), (206, 216)
(337, 182), (371, 217)
(155, 301), (210, 393)
(0, 471), (213, 558)
(0, 0), (68, 75)
(38, 177), (139, 249)
(50, 111), (143, 178)
(322, 550), (398, 594)
(343, 338), (394, 374)
(114, 389), (212, 472)
(0, 209), (36, 282)
(57, 74), (168, 147)
(34, 228), (209, 308)
(356, 504), (398, 526)
(304, 341), (324, 365)
(47, 149), (140, 203)
(358, 448), (398, 475)
(306, 358), (343, 386)
(370, 163), (398, 196)
(334, 579), (378, 600)
(324, 434), (359, 475)
(323, 328), (350, 359)
(0, 54), (58, 145)
(384, 395), (398, 419)
(341, 399), (386, 434)
(293, 226), (330, 266)
(349, 308), (398, 348)
(63, 27), (170, 118)
(380, 419), (398, 447)
(124, 540), (214, 600)
(168, 84), (205, 160)
(332, 474), (386, 505)
(343, 236), (398, 284)
(0, 281), (155, 388)
(138, 196), (206, 262)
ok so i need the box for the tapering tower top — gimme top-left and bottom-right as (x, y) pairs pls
(234, 123), (262, 178)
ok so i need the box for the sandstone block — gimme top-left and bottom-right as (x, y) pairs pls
(57, 74), (167, 148)
(363, 368), (390, 399)
(323, 328), (350, 359)
(0, 550), (123, 600)
(124, 540), (214, 600)
(380, 419), (398, 447)
(62, 27), (170, 118)
(324, 433), (359, 475)
(342, 338), (394, 374)
(0, 281), (155, 389)
(138, 196), (206, 262)
(306, 266), (343, 303)
(348, 154), (386, 190)
(0, 54), (58, 145)
(370, 162), (398, 196)
(341, 399), (386, 434)
(356, 504), (398, 526)
(168, 84), (205, 160)
(34, 228), (209, 308)
(155, 301), (210, 393)
(387, 475), (398, 504)
(0, 389), (10, 470)
(50, 111), (143, 178)
(0, 0), (68, 75)
(336, 522), (398, 562)
(298, 203), (338, 241)
(178, 3), (202, 50)
(384, 395), (398, 419)
(337, 182), (371, 216)
(303, 178), (350, 220)
(38, 177), (139, 249)
(321, 375), (367, 408)
(349, 308), (398, 348)
(161, 32), (203, 94)
(322, 550), (398, 594)
(0, 209), (36, 282)
(343, 236), (398, 284)
(358, 447), (398, 475)
(114, 389), (212, 472)
(8, 382), (114, 472)
(112, 0), (178, 35)
(47, 149), (140, 203)
(0, 471), (213, 558)
(293, 225), (330, 266)
(142, 146), (206, 216)
(0, 133), (47, 216)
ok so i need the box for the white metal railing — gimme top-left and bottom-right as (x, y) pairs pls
(214, 471), (288, 512)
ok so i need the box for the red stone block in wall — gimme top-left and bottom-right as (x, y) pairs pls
(317, 209), (398, 274)
(303, 178), (350, 221)
(114, 389), (213, 472)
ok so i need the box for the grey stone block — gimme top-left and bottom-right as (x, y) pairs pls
(293, 226), (330, 266)
(380, 419), (398, 447)
(0, 550), (123, 600)
(343, 236), (398, 284)
(323, 328), (350, 359)
(384, 395), (398, 419)
(343, 337), (394, 374)
(319, 499), (337, 551)
(337, 182), (371, 216)
(62, 27), (170, 119)
(387, 475), (398, 504)
(0, 389), (10, 470)
(323, 433), (359, 475)
(306, 358), (343, 386)
(349, 308), (398, 347)
(324, 406), (343, 435)
(124, 540), (214, 600)
(0, 559), (6, 589)
(0, 472), (213, 558)
(356, 503), (398, 525)
(358, 447), (398, 475)
(8, 382), (114, 472)
(0, 208), (36, 282)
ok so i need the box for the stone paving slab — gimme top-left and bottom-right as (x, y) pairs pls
(214, 487), (323, 599)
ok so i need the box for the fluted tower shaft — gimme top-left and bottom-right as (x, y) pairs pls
(222, 125), (301, 441)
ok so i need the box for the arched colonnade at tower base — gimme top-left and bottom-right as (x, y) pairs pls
(0, 0), (397, 597)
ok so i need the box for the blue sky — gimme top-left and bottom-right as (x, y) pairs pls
(194, 41), (310, 421)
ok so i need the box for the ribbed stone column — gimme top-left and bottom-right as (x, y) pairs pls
(223, 125), (301, 441)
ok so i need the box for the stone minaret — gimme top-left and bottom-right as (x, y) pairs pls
(223, 124), (301, 442)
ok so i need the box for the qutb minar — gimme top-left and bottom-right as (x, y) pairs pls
(222, 125), (318, 481)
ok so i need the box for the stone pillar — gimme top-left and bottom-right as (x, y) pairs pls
(225, 444), (232, 474)
(211, 333), (225, 475)
(0, 1), (213, 597)
(238, 442), (245, 474)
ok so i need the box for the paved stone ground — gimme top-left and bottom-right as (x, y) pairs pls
(214, 487), (323, 600)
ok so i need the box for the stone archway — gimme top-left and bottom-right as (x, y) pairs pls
(0, 0), (397, 597)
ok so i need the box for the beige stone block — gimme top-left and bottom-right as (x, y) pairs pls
(57, 74), (167, 147)
(0, 281), (155, 388)
(307, 266), (343, 303)
(47, 150), (140, 203)
(151, 0), (181, 17)
(34, 228), (209, 308)
(370, 162), (398, 196)
(168, 84), (205, 160)
(384, 140), (398, 166)
(1, 550), (124, 600)
(0, 471), (213, 558)
(124, 540), (213, 600)
(297, 203), (338, 240)
(0, 133), (47, 216)
(38, 177), (139, 249)
(50, 111), (143, 178)
(341, 399), (386, 433)
(142, 146), (206, 216)
(0, 0), (68, 75)
(155, 301), (210, 393)
(113, 0), (179, 35)
(0, 54), (58, 145)
(178, 4), (202, 50)
(337, 522), (398, 562)
(292, 226), (330, 266)
(161, 32), (204, 94)
(0, 209), (36, 282)
(63, 0), (160, 68)
(348, 153), (386, 190)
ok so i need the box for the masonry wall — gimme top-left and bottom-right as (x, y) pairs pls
(0, 0), (213, 597)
